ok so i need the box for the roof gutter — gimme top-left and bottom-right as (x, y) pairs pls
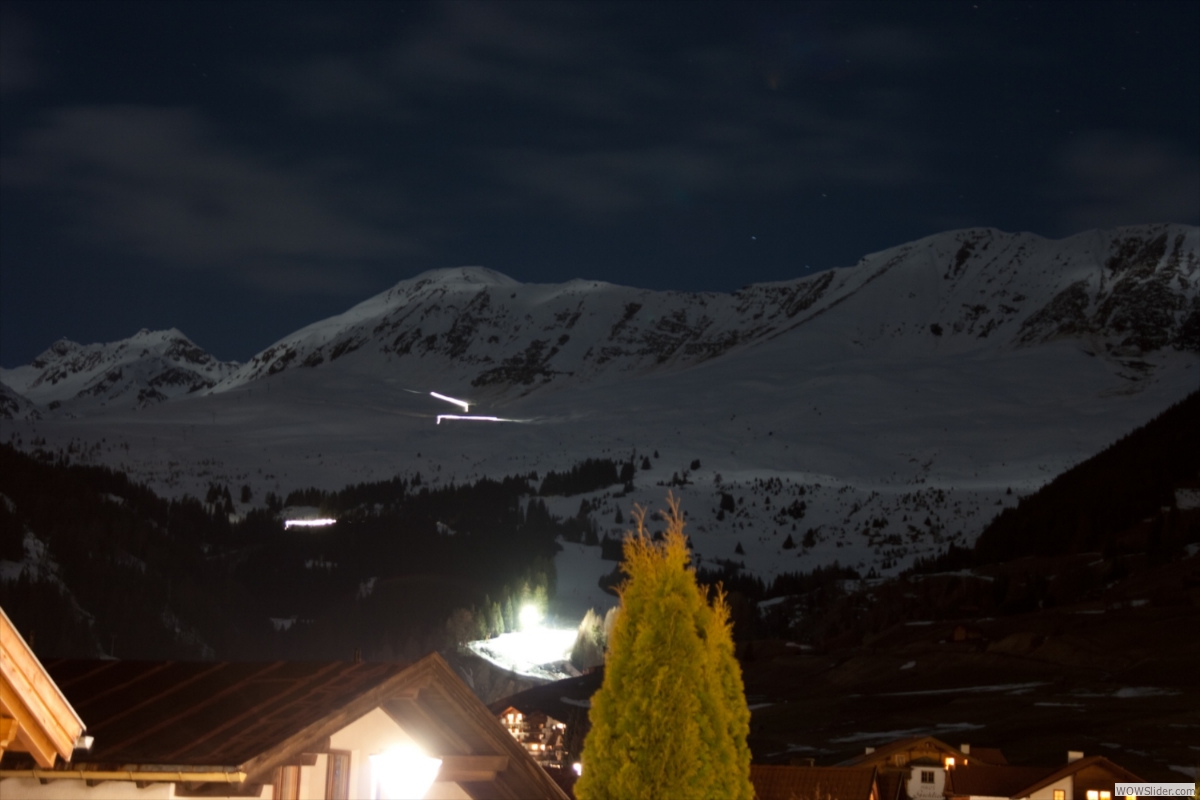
(0, 769), (248, 783)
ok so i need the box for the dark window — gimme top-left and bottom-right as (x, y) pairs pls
(921, 771), (935, 784)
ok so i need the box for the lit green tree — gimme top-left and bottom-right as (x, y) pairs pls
(575, 493), (752, 800)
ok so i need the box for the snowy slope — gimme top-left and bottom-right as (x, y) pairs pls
(200, 224), (1198, 401)
(2, 224), (1197, 588)
(0, 328), (238, 411)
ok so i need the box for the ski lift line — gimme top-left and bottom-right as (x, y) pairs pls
(430, 392), (470, 412)
(436, 415), (514, 424)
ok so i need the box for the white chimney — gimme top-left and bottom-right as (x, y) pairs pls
(1067, 751), (1084, 763)
(865, 747), (875, 755)
(961, 744), (971, 754)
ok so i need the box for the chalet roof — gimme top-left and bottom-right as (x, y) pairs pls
(944, 765), (1059, 797)
(750, 765), (878, 800)
(9, 653), (568, 799)
(0, 605), (85, 768)
(841, 736), (967, 768)
(945, 757), (1141, 799)
(876, 770), (905, 800)
(40, 658), (411, 767)
(968, 747), (1008, 766)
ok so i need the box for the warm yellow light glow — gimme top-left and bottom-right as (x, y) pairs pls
(572, 762), (583, 776)
(370, 745), (442, 800)
(1088, 791), (1100, 800)
(1100, 793), (1111, 800)
(944, 757), (955, 769)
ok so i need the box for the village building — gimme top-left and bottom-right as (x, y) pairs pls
(0, 635), (569, 800)
(495, 705), (568, 770)
(750, 764), (881, 800)
(0, 606), (86, 769)
(841, 736), (1141, 800)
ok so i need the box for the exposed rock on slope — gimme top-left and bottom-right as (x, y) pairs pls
(210, 224), (1198, 398)
(0, 328), (238, 412)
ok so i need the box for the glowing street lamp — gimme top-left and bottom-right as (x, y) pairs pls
(369, 745), (442, 799)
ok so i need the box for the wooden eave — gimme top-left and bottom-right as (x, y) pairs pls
(0, 605), (85, 768)
(236, 653), (568, 800)
(1016, 757), (1141, 797)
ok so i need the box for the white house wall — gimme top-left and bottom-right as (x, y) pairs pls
(0, 777), (269, 800)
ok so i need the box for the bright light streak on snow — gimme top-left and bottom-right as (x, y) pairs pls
(436, 415), (513, 424)
(430, 391), (470, 412)
(283, 518), (337, 529)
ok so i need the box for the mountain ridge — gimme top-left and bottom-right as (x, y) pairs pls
(3, 223), (1196, 416)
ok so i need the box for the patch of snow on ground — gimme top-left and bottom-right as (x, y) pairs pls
(1113, 687), (1181, 698)
(466, 627), (581, 681)
(551, 540), (619, 622)
(881, 682), (1047, 697)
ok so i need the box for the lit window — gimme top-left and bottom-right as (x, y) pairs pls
(1101, 793), (1111, 800)
(921, 771), (935, 784)
(1126, 795), (1136, 800)
(1054, 791), (1065, 800)
(1088, 791), (1100, 800)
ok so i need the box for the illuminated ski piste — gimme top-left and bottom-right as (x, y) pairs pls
(466, 625), (580, 681)
(430, 391), (470, 412)
(283, 518), (336, 529)
(436, 414), (516, 424)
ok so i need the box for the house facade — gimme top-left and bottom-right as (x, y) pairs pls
(841, 737), (1142, 800)
(0, 647), (568, 800)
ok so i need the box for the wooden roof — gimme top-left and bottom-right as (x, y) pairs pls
(943, 765), (1060, 797)
(945, 757), (1141, 799)
(14, 653), (567, 799)
(840, 736), (1005, 769)
(750, 765), (878, 800)
(0, 605), (85, 768)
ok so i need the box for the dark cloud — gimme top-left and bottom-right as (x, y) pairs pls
(1053, 132), (1200, 231)
(0, 8), (39, 94)
(2, 106), (418, 293)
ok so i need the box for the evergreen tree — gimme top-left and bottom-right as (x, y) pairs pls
(576, 493), (752, 800)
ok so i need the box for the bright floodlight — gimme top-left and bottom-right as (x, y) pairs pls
(430, 391), (470, 412)
(370, 745), (442, 800)
(519, 604), (543, 630)
(436, 415), (510, 424)
(283, 518), (336, 529)
(573, 762), (583, 776)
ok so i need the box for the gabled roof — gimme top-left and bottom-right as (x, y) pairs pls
(9, 653), (567, 799)
(840, 736), (966, 768)
(750, 765), (878, 800)
(840, 736), (1007, 769)
(0, 605), (85, 767)
(944, 765), (1059, 797)
(944, 757), (1141, 799)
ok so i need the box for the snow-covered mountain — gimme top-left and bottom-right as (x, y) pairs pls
(210, 224), (1198, 398)
(2, 223), (1197, 586)
(0, 328), (238, 411)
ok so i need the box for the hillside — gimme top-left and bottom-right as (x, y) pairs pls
(1, 224), (1197, 585)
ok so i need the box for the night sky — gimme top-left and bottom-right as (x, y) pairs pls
(2, 0), (1197, 367)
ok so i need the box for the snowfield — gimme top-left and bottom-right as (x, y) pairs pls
(2, 224), (1197, 588)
